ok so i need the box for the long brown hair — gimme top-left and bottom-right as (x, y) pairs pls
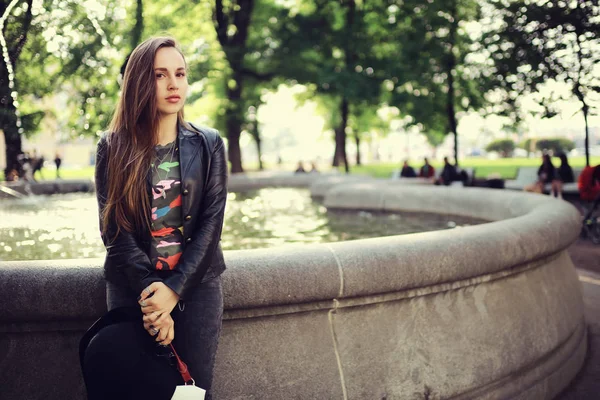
(102, 36), (189, 238)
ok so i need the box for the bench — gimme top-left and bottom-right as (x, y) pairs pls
(505, 167), (582, 194)
(504, 168), (539, 191)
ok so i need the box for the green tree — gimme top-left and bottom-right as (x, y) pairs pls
(274, 0), (389, 173)
(348, 103), (390, 166)
(2, 0), (120, 175)
(212, 0), (256, 173)
(50, 1), (137, 139)
(241, 82), (274, 171)
(536, 138), (575, 154)
(387, 0), (485, 166)
(63, 0), (222, 141)
(485, 138), (515, 157)
(120, 0), (144, 76)
(1, 0), (35, 177)
(487, 0), (600, 166)
(0, 0), (144, 173)
(212, 0), (313, 173)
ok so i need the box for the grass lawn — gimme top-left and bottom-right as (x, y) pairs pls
(0, 166), (96, 182)
(34, 166), (95, 181)
(0, 163), (268, 181)
(347, 156), (600, 179)
(2, 156), (599, 182)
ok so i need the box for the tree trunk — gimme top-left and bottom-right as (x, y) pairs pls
(255, 134), (263, 171)
(214, 0), (255, 174)
(1, 63), (21, 177)
(120, 0), (144, 77)
(226, 117), (243, 174)
(582, 101), (590, 167)
(573, 2), (590, 167)
(1, 0), (33, 178)
(447, 70), (458, 165)
(333, 0), (354, 173)
(226, 72), (244, 174)
(3, 121), (21, 178)
(355, 134), (361, 165)
(447, 0), (459, 167)
(332, 128), (341, 167)
(332, 98), (350, 173)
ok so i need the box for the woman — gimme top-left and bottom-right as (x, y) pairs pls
(526, 154), (555, 193)
(552, 153), (574, 198)
(89, 36), (227, 399)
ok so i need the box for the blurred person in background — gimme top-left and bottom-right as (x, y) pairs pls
(552, 153), (574, 198)
(525, 153), (555, 194)
(400, 160), (417, 178)
(54, 152), (62, 179)
(419, 157), (435, 179)
(436, 157), (457, 186)
(295, 161), (306, 174)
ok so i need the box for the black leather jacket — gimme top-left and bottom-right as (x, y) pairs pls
(95, 123), (227, 299)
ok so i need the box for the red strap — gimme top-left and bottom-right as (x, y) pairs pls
(170, 344), (194, 385)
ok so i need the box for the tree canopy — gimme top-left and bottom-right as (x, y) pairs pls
(2, 0), (598, 176)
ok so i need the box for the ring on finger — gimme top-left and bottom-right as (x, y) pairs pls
(150, 327), (159, 336)
(140, 300), (147, 307)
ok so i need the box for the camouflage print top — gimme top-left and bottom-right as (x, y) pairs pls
(149, 140), (184, 271)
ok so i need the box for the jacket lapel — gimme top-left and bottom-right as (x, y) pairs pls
(178, 124), (201, 182)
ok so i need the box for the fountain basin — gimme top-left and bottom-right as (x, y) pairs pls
(0, 175), (585, 399)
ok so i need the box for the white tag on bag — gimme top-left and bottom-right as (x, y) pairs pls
(171, 384), (206, 400)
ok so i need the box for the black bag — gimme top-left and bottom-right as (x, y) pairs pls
(79, 307), (183, 400)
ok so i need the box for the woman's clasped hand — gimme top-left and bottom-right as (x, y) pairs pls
(138, 282), (180, 345)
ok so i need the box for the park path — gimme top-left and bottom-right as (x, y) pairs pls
(555, 238), (600, 399)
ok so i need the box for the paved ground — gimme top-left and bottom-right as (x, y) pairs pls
(555, 206), (600, 399)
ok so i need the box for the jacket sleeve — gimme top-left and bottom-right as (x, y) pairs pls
(95, 137), (162, 296)
(163, 134), (228, 298)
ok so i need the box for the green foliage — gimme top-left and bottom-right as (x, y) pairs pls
(145, 0), (226, 128)
(519, 137), (575, 154)
(486, 0), (600, 160)
(535, 138), (575, 154)
(8, 0), (228, 141)
(3, 1), (125, 139)
(485, 139), (515, 158)
(1, 0), (49, 136)
(273, 1), (390, 118)
(351, 156), (600, 179)
(7, 0), (594, 174)
(349, 103), (387, 140)
(385, 0), (487, 150)
(272, 0), (386, 103)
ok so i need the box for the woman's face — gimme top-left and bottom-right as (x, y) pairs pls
(154, 46), (188, 116)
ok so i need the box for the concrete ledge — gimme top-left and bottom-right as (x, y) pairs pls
(309, 175), (373, 198)
(0, 180), (95, 198)
(228, 171), (338, 192)
(0, 180), (586, 399)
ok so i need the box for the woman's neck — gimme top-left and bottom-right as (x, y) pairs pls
(157, 113), (178, 145)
